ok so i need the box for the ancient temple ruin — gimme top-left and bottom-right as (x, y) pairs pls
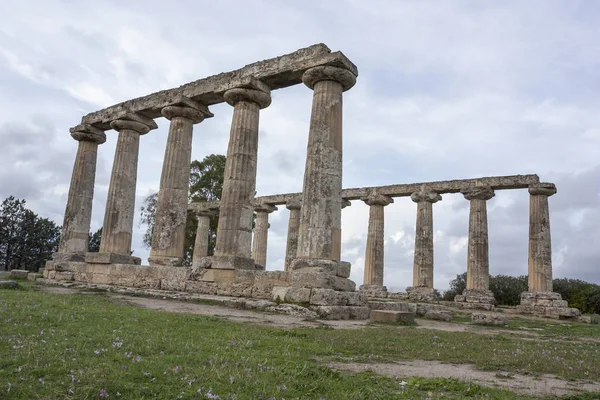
(43, 44), (579, 320)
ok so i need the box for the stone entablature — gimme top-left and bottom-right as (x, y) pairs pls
(188, 174), (540, 212)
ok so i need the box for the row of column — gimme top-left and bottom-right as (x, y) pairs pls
(359, 183), (557, 294)
(58, 64), (357, 273)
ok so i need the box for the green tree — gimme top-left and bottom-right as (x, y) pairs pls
(0, 196), (60, 271)
(442, 272), (467, 300)
(88, 227), (103, 252)
(553, 278), (600, 314)
(140, 154), (226, 265)
(489, 275), (528, 306)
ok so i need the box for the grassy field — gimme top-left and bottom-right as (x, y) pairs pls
(1, 283), (599, 399)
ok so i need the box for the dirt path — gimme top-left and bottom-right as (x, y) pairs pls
(331, 360), (600, 397)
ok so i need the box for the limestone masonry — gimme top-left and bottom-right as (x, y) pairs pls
(43, 44), (579, 320)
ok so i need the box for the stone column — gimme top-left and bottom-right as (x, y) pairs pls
(98, 114), (157, 263)
(458, 185), (495, 303)
(284, 197), (302, 271)
(149, 99), (211, 266)
(294, 66), (357, 264)
(251, 203), (278, 269)
(410, 187), (441, 291)
(55, 125), (106, 260)
(192, 210), (217, 269)
(212, 86), (271, 270)
(361, 194), (393, 291)
(528, 183), (557, 292)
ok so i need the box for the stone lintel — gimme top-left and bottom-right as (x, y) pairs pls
(254, 203), (278, 213)
(76, 44), (357, 131)
(188, 174), (542, 212)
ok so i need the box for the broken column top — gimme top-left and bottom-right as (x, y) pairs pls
(73, 44), (358, 131)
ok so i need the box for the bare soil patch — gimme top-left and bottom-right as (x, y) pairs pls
(331, 360), (600, 397)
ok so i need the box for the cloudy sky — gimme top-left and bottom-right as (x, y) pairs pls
(1, 0), (598, 291)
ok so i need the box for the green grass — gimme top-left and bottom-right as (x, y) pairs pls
(1, 286), (599, 399)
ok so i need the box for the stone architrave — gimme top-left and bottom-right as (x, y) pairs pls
(294, 66), (357, 264)
(284, 196), (302, 271)
(461, 185), (495, 295)
(410, 187), (442, 291)
(528, 182), (557, 292)
(99, 114), (157, 259)
(56, 125), (106, 259)
(212, 86), (271, 270)
(148, 99), (212, 266)
(361, 194), (393, 290)
(251, 203), (278, 268)
(191, 210), (217, 268)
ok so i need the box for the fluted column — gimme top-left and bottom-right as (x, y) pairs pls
(213, 86), (271, 270)
(528, 183), (556, 292)
(284, 197), (302, 271)
(251, 203), (277, 269)
(56, 125), (106, 258)
(361, 194), (393, 288)
(294, 66), (357, 264)
(411, 187), (441, 290)
(192, 210), (217, 269)
(461, 185), (495, 291)
(149, 99), (211, 266)
(99, 115), (157, 258)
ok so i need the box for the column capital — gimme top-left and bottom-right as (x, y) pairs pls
(362, 194), (393, 207)
(223, 87), (271, 109)
(286, 196), (302, 210)
(461, 185), (495, 201)
(342, 198), (352, 209)
(110, 113), (158, 135)
(302, 66), (357, 91)
(69, 124), (106, 144)
(254, 203), (278, 214)
(411, 187), (441, 204)
(528, 182), (557, 197)
(161, 96), (213, 123)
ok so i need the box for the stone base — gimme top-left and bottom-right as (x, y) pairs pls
(472, 312), (507, 326)
(454, 289), (496, 310)
(148, 255), (183, 267)
(272, 286), (368, 320)
(86, 252), (141, 265)
(27, 273), (42, 281)
(52, 252), (86, 262)
(368, 300), (449, 316)
(406, 286), (440, 302)
(289, 258), (355, 290)
(517, 292), (581, 319)
(211, 255), (257, 270)
(359, 285), (389, 299)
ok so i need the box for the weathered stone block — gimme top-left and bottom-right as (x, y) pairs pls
(552, 300), (568, 307)
(0, 271), (10, 279)
(331, 276), (356, 292)
(346, 291), (366, 306)
(42, 269), (49, 278)
(9, 270), (29, 279)
(290, 272), (331, 288)
(424, 310), (453, 322)
(0, 280), (18, 289)
(272, 286), (311, 303)
(185, 280), (218, 295)
(454, 295), (466, 302)
(415, 303), (445, 316)
(472, 313), (507, 326)
(217, 282), (253, 297)
(54, 271), (75, 281)
(265, 304), (318, 319)
(48, 271), (56, 279)
(194, 269), (237, 282)
(211, 255), (255, 270)
(370, 310), (415, 323)
(368, 301), (415, 312)
(310, 305), (370, 320)
(27, 273), (42, 281)
(310, 289), (347, 306)
(336, 262), (351, 278)
(546, 307), (581, 318)
(289, 258), (338, 273)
